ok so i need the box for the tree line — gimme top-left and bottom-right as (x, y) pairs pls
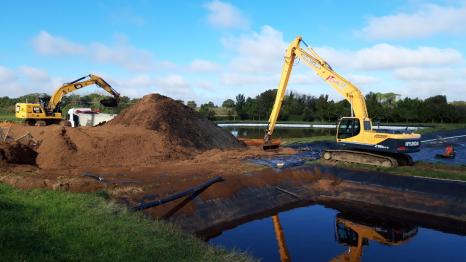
(190, 90), (466, 123)
(2, 91), (465, 123)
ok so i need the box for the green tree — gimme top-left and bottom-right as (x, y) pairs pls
(421, 95), (452, 123)
(187, 101), (197, 109)
(365, 92), (384, 121)
(235, 94), (248, 120)
(222, 99), (235, 108)
(199, 103), (216, 120)
(256, 89), (276, 120)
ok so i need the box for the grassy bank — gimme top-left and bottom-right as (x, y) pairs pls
(418, 123), (466, 134)
(0, 183), (252, 261)
(323, 161), (466, 181)
(0, 114), (17, 122)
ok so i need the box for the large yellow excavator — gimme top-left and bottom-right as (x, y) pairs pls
(264, 36), (421, 167)
(15, 74), (120, 126)
(272, 212), (418, 262)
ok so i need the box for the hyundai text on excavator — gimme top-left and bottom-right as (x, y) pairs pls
(15, 74), (120, 126)
(264, 36), (421, 167)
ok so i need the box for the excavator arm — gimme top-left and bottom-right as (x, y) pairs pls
(265, 36), (368, 142)
(47, 74), (120, 112)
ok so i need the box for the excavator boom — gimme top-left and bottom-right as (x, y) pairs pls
(47, 74), (120, 112)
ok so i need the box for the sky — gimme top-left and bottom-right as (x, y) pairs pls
(1, 0), (466, 104)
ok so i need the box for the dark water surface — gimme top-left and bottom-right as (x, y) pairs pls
(209, 205), (466, 262)
(223, 127), (335, 139)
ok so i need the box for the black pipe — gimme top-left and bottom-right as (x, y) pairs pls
(133, 176), (224, 211)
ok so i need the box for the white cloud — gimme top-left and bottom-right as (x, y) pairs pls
(154, 74), (189, 91)
(90, 38), (153, 72)
(359, 4), (466, 39)
(205, 0), (248, 29)
(19, 66), (50, 82)
(0, 66), (17, 83)
(196, 81), (215, 90)
(221, 73), (272, 86)
(32, 31), (86, 55)
(0, 65), (62, 97)
(394, 67), (466, 82)
(221, 25), (287, 73)
(288, 73), (320, 85)
(189, 59), (219, 72)
(155, 61), (178, 70)
(32, 31), (154, 72)
(347, 74), (380, 85)
(400, 81), (466, 100)
(317, 44), (462, 70)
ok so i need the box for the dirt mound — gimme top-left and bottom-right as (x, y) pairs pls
(107, 94), (242, 149)
(9, 93), (243, 170)
(0, 142), (37, 166)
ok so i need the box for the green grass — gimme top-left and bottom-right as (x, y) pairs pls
(418, 123), (466, 134)
(0, 114), (18, 122)
(325, 161), (466, 181)
(389, 165), (466, 181)
(0, 183), (253, 261)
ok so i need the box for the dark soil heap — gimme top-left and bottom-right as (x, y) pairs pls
(0, 142), (37, 166)
(107, 94), (242, 149)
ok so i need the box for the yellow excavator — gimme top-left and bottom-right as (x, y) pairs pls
(264, 36), (421, 167)
(15, 74), (120, 126)
(272, 212), (418, 262)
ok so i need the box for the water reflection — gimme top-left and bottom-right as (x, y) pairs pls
(272, 211), (418, 262)
(331, 213), (417, 262)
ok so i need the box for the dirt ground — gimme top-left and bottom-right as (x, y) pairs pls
(1, 94), (464, 230)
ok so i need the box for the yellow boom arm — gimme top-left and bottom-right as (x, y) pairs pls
(47, 74), (120, 112)
(265, 36), (369, 142)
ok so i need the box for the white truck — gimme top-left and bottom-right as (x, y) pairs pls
(67, 108), (117, 127)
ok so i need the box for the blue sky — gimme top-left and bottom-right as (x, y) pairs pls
(1, 0), (466, 104)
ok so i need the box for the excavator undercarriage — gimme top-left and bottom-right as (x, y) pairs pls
(322, 149), (414, 168)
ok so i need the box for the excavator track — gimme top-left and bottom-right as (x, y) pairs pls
(322, 149), (400, 168)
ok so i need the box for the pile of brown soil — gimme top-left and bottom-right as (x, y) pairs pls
(107, 94), (241, 149)
(11, 93), (243, 170)
(0, 142), (37, 166)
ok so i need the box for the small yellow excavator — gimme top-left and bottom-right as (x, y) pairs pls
(271, 212), (418, 262)
(15, 74), (120, 126)
(264, 36), (421, 167)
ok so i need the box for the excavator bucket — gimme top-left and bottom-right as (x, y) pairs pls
(100, 98), (118, 107)
(262, 141), (281, 150)
(238, 138), (281, 150)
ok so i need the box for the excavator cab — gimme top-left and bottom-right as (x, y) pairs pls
(337, 117), (361, 140)
(335, 220), (368, 247)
